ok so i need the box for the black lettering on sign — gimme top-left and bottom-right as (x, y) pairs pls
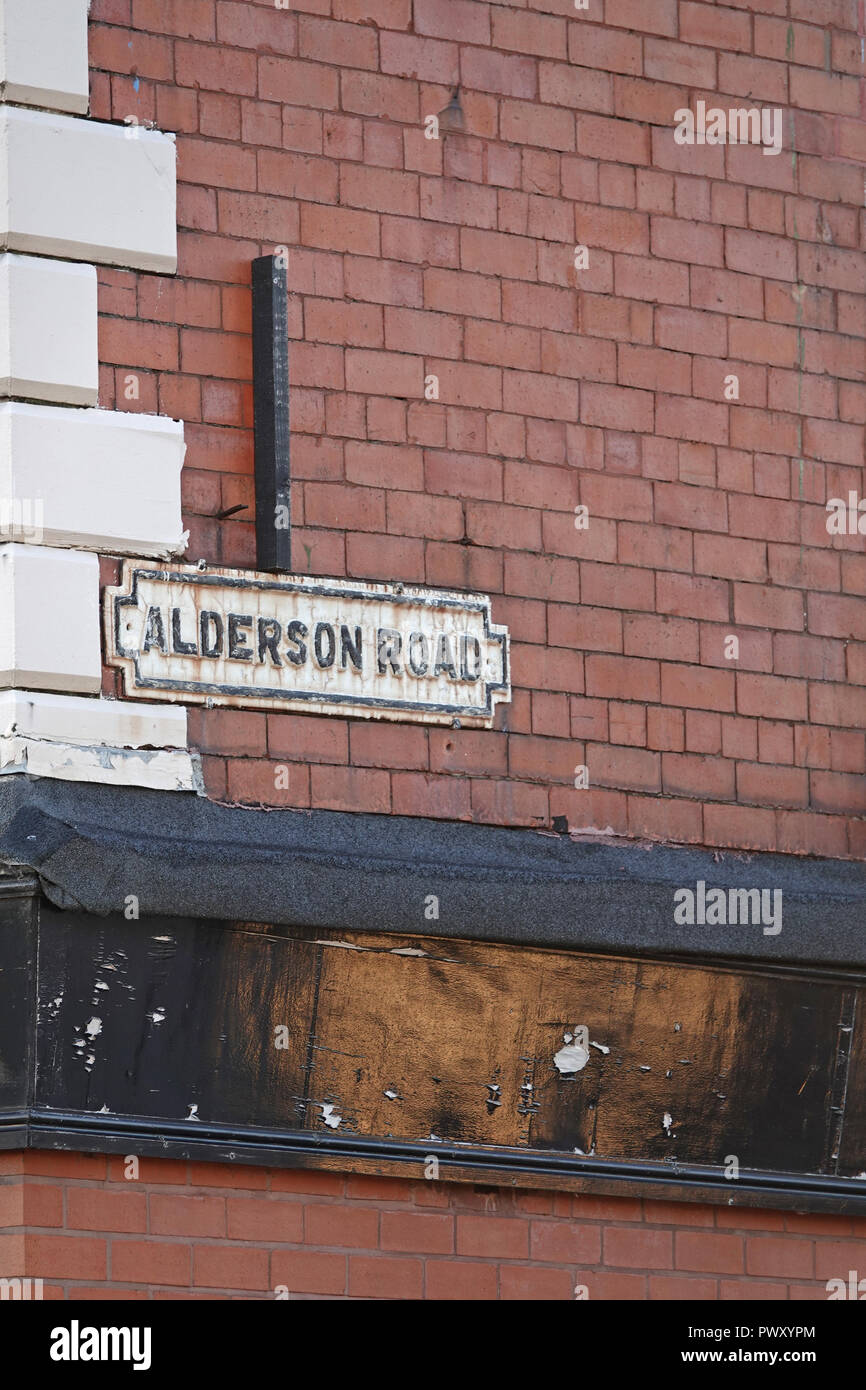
(228, 614), (253, 661)
(433, 633), (457, 679)
(314, 622), (336, 669)
(285, 620), (307, 667)
(377, 628), (402, 676)
(142, 605), (167, 655)
(171, 607), (197, 656)
(340, 624), (362, 672)
(199, 610), (224, 659)
(257, 617), (283, 666)
(407, 631), (429, 677)
(460, 634), (482, 681)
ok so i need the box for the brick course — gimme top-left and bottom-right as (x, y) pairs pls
(2, 1151), (863, 1300)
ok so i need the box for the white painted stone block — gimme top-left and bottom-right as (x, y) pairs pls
(0, 689), (189, 749)
(0, 107), (177, 273)
(0, 402), (187, 556)
(0, 255), (98, 405)
(0, 0), (90, 115)
(0, 689), (200, 791)
(0, 737), (200, 790)
(0, 544), (101, 693)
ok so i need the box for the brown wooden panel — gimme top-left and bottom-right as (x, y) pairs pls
(296, 929), (855, 1177)
(29, 907), (866, 1197)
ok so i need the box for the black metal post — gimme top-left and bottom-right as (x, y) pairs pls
(252, 254), (291, 571)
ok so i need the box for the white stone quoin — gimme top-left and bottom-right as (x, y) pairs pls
(0, 402), (187, 555)
(0, 0), (196, 790)
(0, 255), (98, 405)
(0, 544), (102, 693)
(0, 106), (177, 273)
(0, 689), (200, 791)
(0, 0), (90, 115)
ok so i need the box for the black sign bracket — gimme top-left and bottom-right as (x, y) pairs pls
(252, 253), (291, 572)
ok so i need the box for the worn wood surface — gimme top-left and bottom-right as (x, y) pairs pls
(28, 911), (866, 1186)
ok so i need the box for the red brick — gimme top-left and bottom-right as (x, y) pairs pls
(426, 1259), (498, 1299)
(188, 1163), (269, 1192)
(501, 99), (575, 152)
(628, 794), (703, 844)
(270, 1170), (344, 1197)
(528, 1219), (601, 1264)
(304, 1203), (379, 1250)
(619, 522), (692, 573)
(150, 1194), (226, 1238)
(615, 255), (689, 306)
(20, 1153), (108, 1180)
(704, 803), (777, 851)
(585, 1270), (646, 1299)
(491, 8), (564, 59)
(226, 1199), (304, 1243)
(650, 1274), (718, 1298)
(349, 1254), (423, 1299)
(216, 1), (294, 50)
(193, 1244), (268, 1290)
(67, 1188), (147, 1234)
(259, 55), (338, 109)
(456, 1215), (529, 1259)
(381, 1211), (453, 1254)
(391, 771), (471, 820)
(680, 2), (751, 51)
(92, 25), (174, 79)
(746, 1237), (814, 1280)
(661, 664), (735, 712)
(606, 0), (676, 37)
(500, 1263), (574, 1299)
(604, 1226), (673, 1269)
(734, 583), (804, 632)
(271, 1249), (346, 1296)
(25, 1234), (107, 1281)
(430, 729), (506, 778)
(676, 1231), (744, 1275)
(226, 759), (309, 808)
(310, 766), (390, 814)
(587, 654), (660, 703)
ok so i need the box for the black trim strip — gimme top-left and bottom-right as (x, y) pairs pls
(8, 1110), (866, 1215)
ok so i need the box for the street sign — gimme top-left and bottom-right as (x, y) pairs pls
(105, 562), (510, 727)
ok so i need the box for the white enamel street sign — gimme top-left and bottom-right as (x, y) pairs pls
(106, 562), (510, 727)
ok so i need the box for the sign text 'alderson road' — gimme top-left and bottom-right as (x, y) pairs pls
(106, 563), (510, 727)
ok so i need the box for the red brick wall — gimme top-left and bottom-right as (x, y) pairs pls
(91, 0), (866, 858)
(2, 1151), (863, 1299)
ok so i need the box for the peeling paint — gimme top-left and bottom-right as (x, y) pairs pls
(313, 939), (366, 951)
(554, 1033), (590, 1075)
(320, 1103), (341, 1129)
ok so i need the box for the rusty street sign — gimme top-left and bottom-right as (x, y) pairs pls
(105, 562), (510, 726)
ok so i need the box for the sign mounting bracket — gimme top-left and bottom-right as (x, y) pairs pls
(252, 253), (291, 573)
